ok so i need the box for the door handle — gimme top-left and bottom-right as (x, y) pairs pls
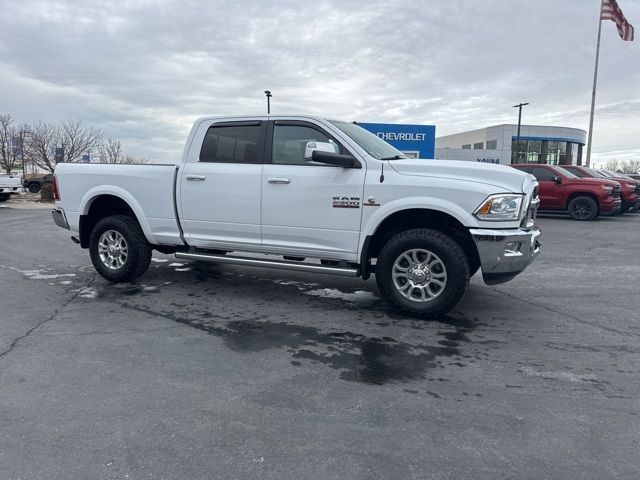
(186, 175), (206, 181)
(267, 177), (290, 184)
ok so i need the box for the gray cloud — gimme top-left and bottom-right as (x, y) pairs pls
(0, 0), (637, 164)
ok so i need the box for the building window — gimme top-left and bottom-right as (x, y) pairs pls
(512, 139), (542, 163)
(462, 144), (471, 149)
(486, 140), (497, 150)
(473, 142), (484, 149)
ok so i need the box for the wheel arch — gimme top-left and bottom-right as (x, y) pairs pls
(359, 207), (479, 280)
(565, 191), (600, 213)
(78, 188), (154, 248)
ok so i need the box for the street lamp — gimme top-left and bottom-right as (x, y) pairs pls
(513, 102), (529, 163)
(264, 90), (272, 114)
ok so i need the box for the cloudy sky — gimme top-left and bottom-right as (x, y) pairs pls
(1, 0), (637, 165)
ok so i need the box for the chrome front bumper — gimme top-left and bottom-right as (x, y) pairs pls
(470, 227), (541, 285)
(52, 208), (70, 230)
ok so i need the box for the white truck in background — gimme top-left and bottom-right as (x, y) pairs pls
(0, 173), (22, 202)
(51, 115), (541, 317)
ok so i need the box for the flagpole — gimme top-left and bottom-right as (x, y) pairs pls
(585, 0), (604, 167)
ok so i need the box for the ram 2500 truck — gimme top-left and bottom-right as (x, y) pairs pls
(51, 115), (541, 317)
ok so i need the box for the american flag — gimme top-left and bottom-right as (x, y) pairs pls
(601, 0), (634, 41)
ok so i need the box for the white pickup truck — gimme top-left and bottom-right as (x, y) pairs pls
(52, 115), (540, 316)
(0, 173), (22, 201)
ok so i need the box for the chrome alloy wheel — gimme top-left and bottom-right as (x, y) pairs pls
(98, 230), (128, 270)
(392, 248), (447, 303)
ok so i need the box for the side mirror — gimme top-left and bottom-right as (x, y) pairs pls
(304, 141), (337, 159)
(310, 150), (361, 168)
(553, 176), (562, 184)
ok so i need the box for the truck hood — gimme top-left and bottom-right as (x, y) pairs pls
(389, 159), (530, 192)
(571, 178), (620, 187)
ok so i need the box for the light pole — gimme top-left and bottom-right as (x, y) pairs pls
(513, 102), (529, 163)
(264, 90), (272, 114)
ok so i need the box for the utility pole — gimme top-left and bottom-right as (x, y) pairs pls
(264, 90), (272, 114)
(512, 102), (529, 163)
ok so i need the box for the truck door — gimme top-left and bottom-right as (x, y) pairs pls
(178, 120), (265, 249)
(531, 166), (563, 209)
(261, 120), (366, 260)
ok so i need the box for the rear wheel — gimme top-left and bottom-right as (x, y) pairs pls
(89, 215), (152, 282)
(375, 228), (469, 318)
(567, 196), (598, 221)
(27, 183), (41, 193)
(0, 193), (9, 202)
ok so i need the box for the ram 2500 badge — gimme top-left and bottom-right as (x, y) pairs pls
(52, 115), (541, 317)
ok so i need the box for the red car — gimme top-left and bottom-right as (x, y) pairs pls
(592, 169), (640, 213)
(510, 164), (621, 221)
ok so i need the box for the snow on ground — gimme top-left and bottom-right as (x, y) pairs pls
(304, 288), (378, 304)
(0, 265), (76, 280)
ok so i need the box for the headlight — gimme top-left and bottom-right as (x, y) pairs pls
(474, 194), (524, 221)
(601, 185), (613, 194)
(624, 183), (635, 191)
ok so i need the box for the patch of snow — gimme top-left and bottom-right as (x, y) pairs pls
(151, 258), (168, 263)
(520, 367), (597, 383)
(168, 262), (184, 267)
(305, 288), (378, 303)
(174, 267), (192, 272)
(77, 287), (98, 299)
(0, 265), (76, 280)
(59, 280), (73, 285)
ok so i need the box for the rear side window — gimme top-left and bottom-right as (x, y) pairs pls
(200, 124), (263, 163)
(531, 167), (556, 181)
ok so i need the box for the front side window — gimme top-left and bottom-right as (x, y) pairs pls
(329, 120), (407, 160)
(200, 124), (262, 163)
(531, 167), (556, 181)
(272, 125), (343, 165)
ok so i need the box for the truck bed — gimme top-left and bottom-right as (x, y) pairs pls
(54, 163), (181, 245)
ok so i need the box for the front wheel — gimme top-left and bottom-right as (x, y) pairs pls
(375, 228), (470, 318)
(89, 215), (152, 283)
(567, 196), (598, 221)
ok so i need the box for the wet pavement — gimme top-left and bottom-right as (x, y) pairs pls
(1, 208), (639, 479)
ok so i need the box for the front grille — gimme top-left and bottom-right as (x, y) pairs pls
(635, 185), (640, 195)
(521, 196), (539, 228)
(613, 185), (621, 198)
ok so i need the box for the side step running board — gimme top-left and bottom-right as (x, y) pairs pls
(175, 252), (360, 277)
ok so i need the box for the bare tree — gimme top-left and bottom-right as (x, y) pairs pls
(0, 115), (28, 174)
(619, 160), (640, 174)
(26, 121), (59, 173)
(98, 137), (124, 163)
(59, 118), (104, 163)
(604, 159), (620, 171)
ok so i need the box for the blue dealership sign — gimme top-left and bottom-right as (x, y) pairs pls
(358, 122), (436, 159)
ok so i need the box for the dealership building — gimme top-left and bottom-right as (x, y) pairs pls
(435, 124), (587, 165)
(359, 122), (587, 166)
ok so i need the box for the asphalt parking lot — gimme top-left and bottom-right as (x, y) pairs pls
(1, 207), (639, 479)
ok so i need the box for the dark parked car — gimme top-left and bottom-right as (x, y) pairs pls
(23, 173), (53, 193)
(510, 164), (621, 221)
(563, 166), (640, 213)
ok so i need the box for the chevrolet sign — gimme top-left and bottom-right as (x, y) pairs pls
(359, 122), (436, 159)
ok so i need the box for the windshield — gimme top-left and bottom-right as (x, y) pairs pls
(552, 166), (579, 179)
(596, 170), (613, 178)
(329, 121), (408, 160)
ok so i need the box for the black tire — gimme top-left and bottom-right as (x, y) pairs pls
(27, 183), (41, 193)
(567, 196), (598, 221)
(89, 215), (152, 283)
(0, 193), (9, 202)
(375, 228), (469, 318)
